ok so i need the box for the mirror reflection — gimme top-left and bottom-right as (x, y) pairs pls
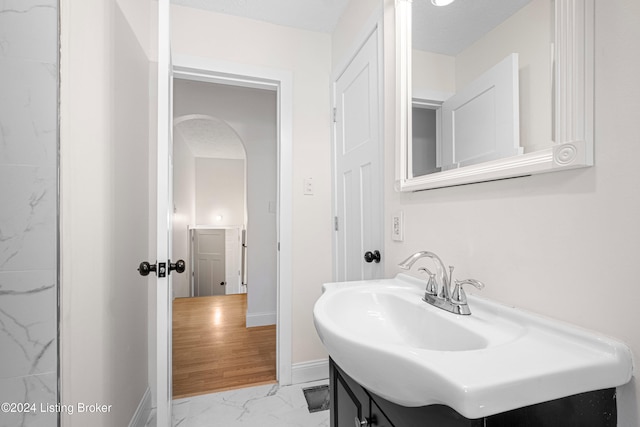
(411, 0), (552, 178)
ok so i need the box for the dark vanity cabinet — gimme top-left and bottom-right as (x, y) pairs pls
(329, 359), (617, 427)
(332, 358), (393, 427)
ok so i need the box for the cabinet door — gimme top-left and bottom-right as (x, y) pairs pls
(331, 360), (371, 427)
(334, 372), (372, 427)
(370, 400), (394, 427)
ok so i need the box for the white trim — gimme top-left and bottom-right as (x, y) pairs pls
(412, 89), (453, 103)
(291, 359), (330, 384)
(246, 311), (277, 327)
(172, 54), (294, 386)
(155, 1), (172, 425)
(399, 148), (553, 191)
(395, 0), (412, 191)
(554, 0), (595, 166)
(189, 225), (245, 230)
(128, 388), (153, 427)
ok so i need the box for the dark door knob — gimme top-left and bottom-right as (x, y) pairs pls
(139, 260), (185, 276)
(169, 259), (186, 274)
(364, 250), (381, 263)
(138, 261), (157, 276)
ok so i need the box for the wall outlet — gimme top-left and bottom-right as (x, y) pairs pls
(392, 211), (404, 242)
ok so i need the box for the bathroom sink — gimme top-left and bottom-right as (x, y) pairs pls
(322, 285), (519, 352)
(313, 274), (633, 419)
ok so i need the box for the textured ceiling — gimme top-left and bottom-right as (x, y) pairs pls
(174, 117), (246, 159)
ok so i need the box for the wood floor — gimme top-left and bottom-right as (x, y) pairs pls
(172, 294), (276, 399)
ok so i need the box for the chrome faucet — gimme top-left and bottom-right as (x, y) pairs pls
(398, 251), (485, 315)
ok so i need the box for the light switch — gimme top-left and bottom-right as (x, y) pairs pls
(303, 177), (314, 195)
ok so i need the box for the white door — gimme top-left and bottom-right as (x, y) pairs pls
(155, 0), (173, 425)
(194, 229), (226, 296)
(225, 228), (242, 294)
(441, 53), (522, 170)
(334, 28), (383, 281)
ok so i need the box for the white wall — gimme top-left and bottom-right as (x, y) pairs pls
(412, 49), (456, 96)
(60, 0), (152, 425)
(195, 158), (245, 226)
(171, 8), (333, 361)
(331, 0), (380, 68)
(172, 129), (196, 298)
(384, 0), (640, 424)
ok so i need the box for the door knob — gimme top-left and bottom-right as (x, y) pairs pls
(364, 250), (381, 263)
(169, 259), (186, 274)
(138, 260), (185, 277)
(355, 416), (374, 427)
(138, 261), (157, 276)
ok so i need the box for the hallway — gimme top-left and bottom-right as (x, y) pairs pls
(172, 294), (276, 398)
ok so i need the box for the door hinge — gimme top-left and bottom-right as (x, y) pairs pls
(333, 107), (337, 123)
(334, 216), (339, 231)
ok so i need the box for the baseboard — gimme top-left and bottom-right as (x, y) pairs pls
(291, 359), (329, 384)
(128, 387), (152, 427)
(246, 311), (276, 327)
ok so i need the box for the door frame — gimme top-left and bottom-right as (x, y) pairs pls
(331, 10), (385, 281)
(172, 54), (294, 385)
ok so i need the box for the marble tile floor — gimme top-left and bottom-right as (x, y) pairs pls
(146, 380), (330, 427)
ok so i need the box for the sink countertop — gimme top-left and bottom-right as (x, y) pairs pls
(313, 274), (634, 418)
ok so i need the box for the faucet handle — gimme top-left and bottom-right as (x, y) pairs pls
(451, 279), (485, 305)
(437, 265), (455, 301)
(417, 267), (438, 295)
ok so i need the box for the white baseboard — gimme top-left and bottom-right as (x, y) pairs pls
(246, 311), (276, 327)
(291, 359), (329, 384)
(128, 387), (152, 427)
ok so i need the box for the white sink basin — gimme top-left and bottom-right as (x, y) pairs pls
(313, 274), (633, 419)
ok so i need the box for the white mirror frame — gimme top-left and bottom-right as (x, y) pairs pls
(395, 0), (595, 192)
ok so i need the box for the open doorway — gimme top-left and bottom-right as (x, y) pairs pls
(172, 112), (249, 299)
(171, 78), (278, 398)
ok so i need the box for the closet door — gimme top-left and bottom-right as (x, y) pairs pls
(194, 229), (226, 296)
(333, 27), (383, 282)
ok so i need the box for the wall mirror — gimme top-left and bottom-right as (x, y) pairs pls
(395, 0), (594, 192)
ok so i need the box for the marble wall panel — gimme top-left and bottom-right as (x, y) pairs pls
(0, 373), (57, 427)
(0, 165), (57, 271)
(0, 60), (58, 166)
(0, 0), (59, 425)
(0, 271), (57, 379)
(0, 0), (58, 63)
